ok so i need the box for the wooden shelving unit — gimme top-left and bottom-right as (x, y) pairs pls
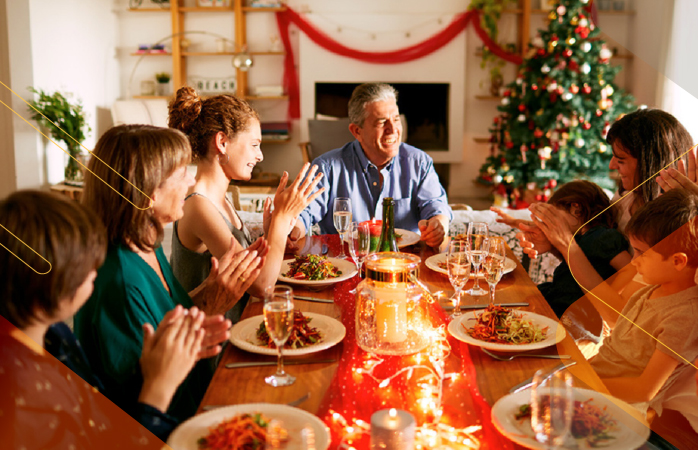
(475, 95), (503, 101)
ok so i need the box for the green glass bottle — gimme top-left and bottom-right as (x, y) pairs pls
(377, 197), (399, 252)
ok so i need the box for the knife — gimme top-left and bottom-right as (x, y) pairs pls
(293, 295), (334, 303)
(441, 302), (529, 311)
(508, 361), (577, 394)
(225, 358), (336, 369)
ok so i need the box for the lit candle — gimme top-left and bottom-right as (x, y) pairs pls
(370, 408), (415, 450)
(374, 282), (407, 343)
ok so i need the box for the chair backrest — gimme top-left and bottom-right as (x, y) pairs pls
(306, 118), (354, 161)
(111, 99), (169, 127)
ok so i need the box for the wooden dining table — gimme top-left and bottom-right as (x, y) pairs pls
(197, 234), (650, 449)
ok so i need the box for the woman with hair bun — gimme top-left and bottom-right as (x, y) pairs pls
(168, 87), (324, 323)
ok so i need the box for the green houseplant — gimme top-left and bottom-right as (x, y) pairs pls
(155, 72), (171, 96)
(27, 87), (91, 185)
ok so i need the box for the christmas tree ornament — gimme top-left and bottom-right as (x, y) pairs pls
(599, 47), (612, 60)
(557, 86), (565, 95)
(581, 42), (592, 52)
(580, 18), (589, 27)
(516, 77), (523, 85)
(562, 92), (573, 101)
(604, 85), (615, 96)
(581, 0), (589, 3)
(570, 117), (579, 127)
(599, 143), (608, 153)
(596, 109), (603, 117)
(575, 138), (585, 148)
(582, 83), (592, 94)
(547, 81), (558, 92)
(570, 16), (579, 26)
(581, 63), (591, 74)
(493, 174), (503, 184)
(570, 84), (579, 94)
(582, 122), (591, 130)
(532, 36), (544, 48)
(504, 175), (514, 183)
(563, 49), (573, 58)
(534, 129), (544, 138)
(501, 97), (510, 105)
(520, 145), (528, 162)
(548, 11), (557, 21)
(557, 5), (567, 15)
(598, 99), (609, 110)
(532, 84), (539, 91)
(517, 114), (526, 122)
(566, 36), (576, 45)
(518, 104), (526, 112)
(541, 64), (551, 74)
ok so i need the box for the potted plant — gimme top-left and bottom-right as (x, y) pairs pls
(27, 87), (91, 186)
(155, 72), (171, 96)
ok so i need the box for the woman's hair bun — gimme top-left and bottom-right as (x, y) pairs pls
(168, 86), (203, 134)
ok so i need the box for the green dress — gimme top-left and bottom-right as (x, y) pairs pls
(74, 243), (213, 422)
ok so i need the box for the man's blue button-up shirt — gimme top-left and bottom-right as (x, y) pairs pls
(298, 140), (452, 235)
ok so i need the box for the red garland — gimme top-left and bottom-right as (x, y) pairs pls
(276, 7), (523, 119)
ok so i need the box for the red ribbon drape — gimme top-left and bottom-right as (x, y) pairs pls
(276, 7), (523, 119)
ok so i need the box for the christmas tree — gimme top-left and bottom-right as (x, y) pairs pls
(477, 0), (635, 208)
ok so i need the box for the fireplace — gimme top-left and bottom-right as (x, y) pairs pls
(315, 83), (449, 151)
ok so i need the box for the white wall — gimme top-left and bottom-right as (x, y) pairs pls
(3, 0), (119, 190)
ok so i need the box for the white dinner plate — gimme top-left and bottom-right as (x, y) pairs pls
(448, 310), (565, 352)
(229, 312), (346, 356)
(491, 387), (650, 450)
(396, 228), (421, 248)
(425, 253), (517, 278)
(167, 403), (330, 450)
(278, 257), (357, 287)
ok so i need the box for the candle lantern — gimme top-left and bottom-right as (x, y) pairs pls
(356, 252), (430, 355)
(370, 408), (416, 450)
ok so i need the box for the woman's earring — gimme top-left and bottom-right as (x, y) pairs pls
(218, 152), (229, 166)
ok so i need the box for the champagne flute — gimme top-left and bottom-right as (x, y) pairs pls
(348, 222), (370, 276)
(466, 222), (489, 296)
(483, 236), (507, 306)
(531, 369), (574, 449)
(447, 240), (471, 318)
(333, 197), (352, 258)
(263, 286), (296, 387)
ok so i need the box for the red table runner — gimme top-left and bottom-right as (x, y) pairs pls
(314, 235), (515, 449)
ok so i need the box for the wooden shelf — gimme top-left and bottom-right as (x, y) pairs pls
(262, 137), (291, 144)
(242, 6), (287, 12)
(179, 6), (235, 12)
(473, 137), (491, 144)
(249, 51), (285, 56)
(182, 51), (234, 56)
(127, 8), (169, 12)
(133, 95), (170, 99)
(130, 52), (172, 56)
(475, 95), (502, 101)
(244, 95), (288, 100)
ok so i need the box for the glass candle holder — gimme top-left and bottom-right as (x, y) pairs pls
(355, 252), (429, 355)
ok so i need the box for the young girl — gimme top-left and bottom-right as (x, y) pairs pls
(0, 190), (204, 446)
(520, 180), (631, 341)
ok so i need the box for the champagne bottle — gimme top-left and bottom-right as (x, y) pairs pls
(377, 197), (399, 252)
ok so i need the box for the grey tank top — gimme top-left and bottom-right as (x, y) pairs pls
(171, 192), (252, 323)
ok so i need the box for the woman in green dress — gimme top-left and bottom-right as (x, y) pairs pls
(75, 124), (265, 421)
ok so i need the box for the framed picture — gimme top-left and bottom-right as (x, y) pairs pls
(189, 77), (236, 94)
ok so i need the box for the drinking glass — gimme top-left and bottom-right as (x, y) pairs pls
(530, 369), (574, 449)
(348, 222), (370, 276)
(483, 236), (507, 306)
(263, 286), (296, 387)
(333, 197), (352, 258)
(466, 222), (489, 296)
(447, 240), (471, 318)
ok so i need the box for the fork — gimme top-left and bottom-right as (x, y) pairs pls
(482, 348), (571, 361)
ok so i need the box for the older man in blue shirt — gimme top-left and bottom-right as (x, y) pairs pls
(292, 83), (451, 248)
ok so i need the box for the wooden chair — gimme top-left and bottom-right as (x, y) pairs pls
(298, 118), (354, 164)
